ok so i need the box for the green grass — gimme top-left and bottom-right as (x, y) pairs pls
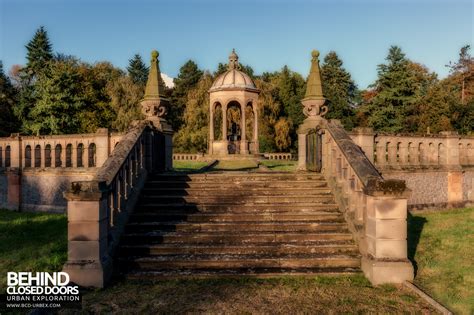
(259, 160), (297, 171)
(408, 207), (474, 314)
(211, 160), (259, 171)
(61, 275), (435, 314)
(0, 209), (67, 292)
(173, 160), (209, 172)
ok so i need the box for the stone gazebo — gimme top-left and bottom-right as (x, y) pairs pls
(208, 50), (260, 156)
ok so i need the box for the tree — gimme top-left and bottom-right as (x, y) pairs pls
(447, 45), (474, 105)
(170, 60), (203, 131)
(27, 59), (86, 135)
(321, 51), (358, 129)
(274, 117), (291, 151)
(25, 26), (53, 77)
(173, 73), (213, 153)
(363, 46), (420, 132)
(127, 54), (149, 87)
(0, 62), (19, 136)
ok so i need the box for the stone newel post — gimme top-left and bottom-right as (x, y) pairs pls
(297, 50), (328, 170)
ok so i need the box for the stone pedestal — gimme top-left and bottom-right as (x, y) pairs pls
(297, 116), (327, 171)
(63, 189), (112, 288)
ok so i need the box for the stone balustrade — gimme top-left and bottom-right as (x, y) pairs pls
(173, 153), (205, 161)
(350, 128), (474, 168)
(262, 153), (293, 160)
(62, 121), (165, 287)
(0, 129), (123, 169)
(323, 121), (413, 285)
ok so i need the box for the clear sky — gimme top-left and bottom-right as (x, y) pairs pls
(1, 0), (472, 88)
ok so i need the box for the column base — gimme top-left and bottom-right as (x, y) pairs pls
(361, 256), (414, 285)
(63, 258), (112, 288)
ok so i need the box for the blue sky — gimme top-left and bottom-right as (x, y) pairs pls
(1, 0), (472, 88)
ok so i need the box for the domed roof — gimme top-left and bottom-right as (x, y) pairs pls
(209, 49), (259, 93)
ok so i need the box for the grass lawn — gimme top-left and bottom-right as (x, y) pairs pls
(259, 159), (297, 171)
(0, 209), (67, 292)
(211, 159), (259, 171)
(173, 160), (209, 172)
(63, 275), (436, 314)
(408, 207), (474, 314)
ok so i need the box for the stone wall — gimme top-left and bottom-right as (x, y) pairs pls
(382, 168), (474, 209)
(0, 169), (96, 212)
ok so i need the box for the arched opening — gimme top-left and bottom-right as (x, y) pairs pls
(214, 103), (223, 140)
(77, 143), (84, 167)
(418, 143), (425, 164)
(55, 144), (62, 167)
(5, 146), (11, 167)
(245, 103), (254, 142)
(66, 144), (72, 167)
(438, 143), (446, 165)
(88, 143), (96, 167)
(34, 145), (41, 167)
(45, 144), (52, 167)
(226, 101), (241, 141)
(25, 145), (31, 167)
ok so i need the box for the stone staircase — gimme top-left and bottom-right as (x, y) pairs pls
(117, 172), (361, 279)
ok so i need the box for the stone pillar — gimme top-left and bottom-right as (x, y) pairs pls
(375, 141), (386, 166)
(61, 143), (67, 167)
(240, 103), (248, 154)
(253, 107), (259, 154)
(8, 134), (22, 168)
(40, 144), (46, 168)
(6, 168), (21, 211)
(398, 142), (408, 166)
(441, 131), (460, 167)
(209, 106), (214, 155)
(63, 187), (112, 288)
(447, 171), (463, 205)
(164, 130), (173, 171)
(222, 105), (227, 142)
(351, 128), (375, 163)
(361, 188), (414, 285)
(95, 128), (110, 167)
(71, 144), (77, 168)
(297, 132), (307, 171)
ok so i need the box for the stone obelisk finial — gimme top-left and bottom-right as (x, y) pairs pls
(141, 50), (169, 121)
(228, 49), (240, 70)
(302, 50), (328, 118)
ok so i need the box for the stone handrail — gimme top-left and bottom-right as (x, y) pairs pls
(323, 121), (413, 285)
(62, 121), (156, 287)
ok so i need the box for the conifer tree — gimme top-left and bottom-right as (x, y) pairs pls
(127, 54), (149, 86)
(0, 62), (19, 136)
(321, 51), (358, 129)
(25, 26), (53, 77)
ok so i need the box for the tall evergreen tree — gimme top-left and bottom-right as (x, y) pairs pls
(25, 26), (53, 77)
(0, 62), (20, 136)
(170, 60), (203, 130)
(364, 46), (419, 132)
(321, 51), (358, 130)
(127, 54), (149, 86)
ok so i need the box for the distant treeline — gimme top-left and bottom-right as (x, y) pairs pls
(1, 27), (472, 153)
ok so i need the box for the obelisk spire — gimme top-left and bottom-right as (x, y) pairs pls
(304, 50), (325, 101)
(144, 50), (167, 100)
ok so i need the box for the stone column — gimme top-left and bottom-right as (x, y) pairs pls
(222, 104), (227, 142)
(240, 103), (248, 154)
(61, 143), (67, 167)
(8, 134), (22, 168)
(375, 141), (386, 166)
(95, 128), (110, 167)
(209, 105), (214, 155)
(71, 144), (77, 168)
(351, 128), (375, 163)
(63, 186), (112, 288)
(41, 143), (46, 168)
(253, 106), (259, 154)
(297, 132), (307, 171)
(361, 186), (414, 285)
(441, 131), (460, 167)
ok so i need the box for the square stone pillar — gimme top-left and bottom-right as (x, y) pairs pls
(297, 116), (326, 171)
(441, 131), (460, 167)
(6, 168), (21, 211)
(95, 128), (110, 167)
(63, 185), (112, 288)
(351, 128), (375, 163)
(361, 187), (414, 285)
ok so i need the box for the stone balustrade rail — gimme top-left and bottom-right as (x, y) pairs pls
(0, 129), (123, 169)
(322, 121), (413, 285)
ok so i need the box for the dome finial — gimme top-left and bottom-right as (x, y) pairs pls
(228, 49), (239, 70)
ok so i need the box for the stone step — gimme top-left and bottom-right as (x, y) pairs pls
(134, 203), (340, 213)
(124, 222), (349, 233)
(120, 232), (354, 245)
(140, 187), (331, 196)
(128, 212), (345, 223)
(118, 243), (359, 257)
(120, 255), (361, 270)
(125, 268), (361, 280)
(150, 173), (326, 181)
(145, 180), (327, 189)
(139, 195), (335, 204)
